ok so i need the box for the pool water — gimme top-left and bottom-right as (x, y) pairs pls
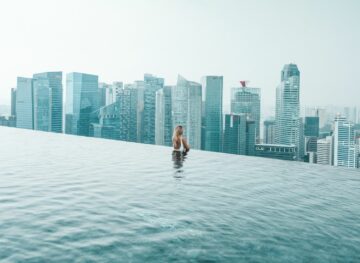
(0, 127), (359, 262)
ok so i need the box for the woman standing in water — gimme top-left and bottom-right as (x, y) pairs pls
(172, 125), (190, 153)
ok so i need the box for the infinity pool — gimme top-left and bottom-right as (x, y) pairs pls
(0, 127), (359, 262)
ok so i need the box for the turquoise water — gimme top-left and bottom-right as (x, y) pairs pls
(0, 127), (359, 262)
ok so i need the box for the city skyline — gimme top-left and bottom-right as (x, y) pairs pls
(2, 64), (359, 169)
(0, 0), (359, 108)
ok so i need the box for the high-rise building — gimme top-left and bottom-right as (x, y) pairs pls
(201, 76), (223, 152)
(155, 86), (172, 146)
(343, 107), (357, 123)
(263, 119), (275, 144)
(304, 116), (320, 161)
(172, 75), (202, 149)
(333, 116), (356, 168)
(11, 88), (16, 117)
(118, 84), (138, 142)
(223, 114), (255, 155)
(90, 84), (138, 142)
(317, 136), (333, 165)
(231, 81), (260, 142)
(65, 72), (99, 136)
(142, 74), (164, 144)
(275, 64), (302, 160)
(16, 77), (34, 130)
(32, 72), (63, 133)
(304, 117), (320, 137)
(98, 82), (109, 108)
(90, 101), (121, 140)
(113, 81), (124, 100)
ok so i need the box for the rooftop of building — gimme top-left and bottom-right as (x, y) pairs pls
(0, 126), (359, 261)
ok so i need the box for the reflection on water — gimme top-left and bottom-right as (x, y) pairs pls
(172, 150), (187, 178)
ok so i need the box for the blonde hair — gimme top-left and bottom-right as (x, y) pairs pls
(172, 125), (183, 142)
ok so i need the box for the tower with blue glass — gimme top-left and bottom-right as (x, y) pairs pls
(33, 72), (63, 133)
(201, 76), (223, 152)
(16, 77), (34, 130)
(65, 72), (99, 136)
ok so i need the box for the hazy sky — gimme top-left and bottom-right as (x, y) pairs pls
(0, 0), (359, 110)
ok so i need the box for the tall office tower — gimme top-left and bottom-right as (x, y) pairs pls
(344, 107), (357, 123)
(11, 88), (16, 117)
(118, 84), (138, 142)
(113, 82), (124, 100)
(172, 75), (202, 149)
(316, 136), (333, 165)
(98, 82), (109, 108)
(65, 72), (99, 136)
(16, 77), (34, 129)
(155, 86), (172, 146)
(90, 101), (121, 140)
(333, 116), (356, 168)
(32, 72), (63, 133)
(263, 119), (275, 144)
(201, 76), (223, 152)
(231, 81), (260, 142)
(304, 116), (320, 158)
(275, 63), (301, 160)
(223, 114), (255, 155)
(141, 74), (164, 144)
(304, 117), (320, 137)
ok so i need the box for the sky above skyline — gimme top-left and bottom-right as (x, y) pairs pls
(0, 0), (359, 110)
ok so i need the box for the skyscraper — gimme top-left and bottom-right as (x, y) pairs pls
(223, 114), (255, 155)
(275, 64), (301, 160)
(201, 76), (223, 152)
(33, 72), (63, 133)
(263, 119), (275, 144)
(118, 84), (138, 142)
(304, 116), (320, 161)
(304, 117), (320, 137)
(172, 75), (202, 149)
(90, 83), (138, 142)
(16, 77), (34, 130)
(231, 81), (261, 142)
(155, 86), (172, 146)
(11, 88), (16, 117)
(317, 136), (333, 165)
(90, 101), (121, 140)
(333, 116), (356, 168)
(65, 72), (99, 136)
(98, 82), (109, 108)
(142, 74), (164, 144)
(113, 81), (124, 100)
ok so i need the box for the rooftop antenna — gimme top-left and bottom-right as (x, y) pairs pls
(240, 80), (249, 87)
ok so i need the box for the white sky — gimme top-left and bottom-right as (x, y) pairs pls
(0, 0), (359, 111)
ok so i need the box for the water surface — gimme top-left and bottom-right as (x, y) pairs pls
(0, 127), (359, 262)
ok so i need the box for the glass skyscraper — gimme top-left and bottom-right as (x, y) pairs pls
(90, 101), (121, 140)
(231, 83), (261, 142)
(275, 64), (302, 160)
(172, 75), (202, 149)
(333, 116), (356, 168)
(16, 77), (34, 130)
(141, 74), (164, 144)
(201, 76), (223, 152)
(263, 119), (275, 144)
(33, 72), (63, 133)
(155, 86), (172, 146)
(223, 113), (255, 155)
(11, 88), (16, 117)
(65, 72), (99, 136)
